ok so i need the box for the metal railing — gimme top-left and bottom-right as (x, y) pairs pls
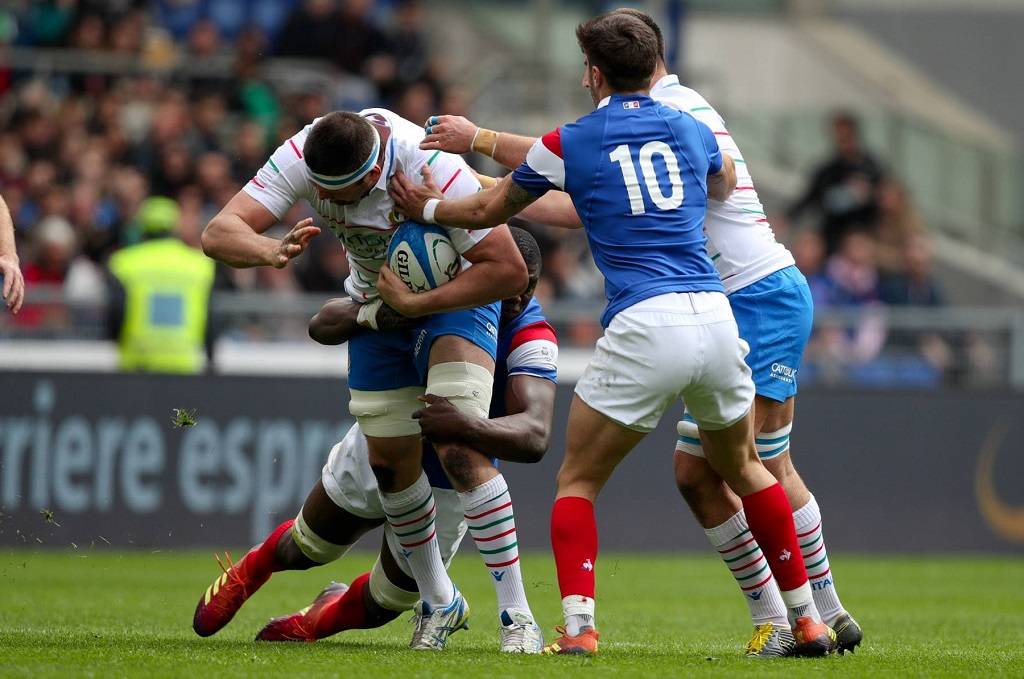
(2, 287), (1022, 389)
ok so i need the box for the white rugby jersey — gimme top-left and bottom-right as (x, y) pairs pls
(651, 75), (794, 294)
(243, 108), (489, 301)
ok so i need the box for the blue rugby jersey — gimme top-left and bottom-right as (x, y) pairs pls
(422, 298), (557, 488)
(512, 94), (724, 327)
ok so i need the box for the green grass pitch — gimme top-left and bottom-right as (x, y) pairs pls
(1, 549), (1022, 677)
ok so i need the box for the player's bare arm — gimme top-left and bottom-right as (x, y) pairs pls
(307, 298), (418, 345)
(414, 373), (556, 464)
(518, 191), (584, 229)
(0, 195), (25, 313)
(202, 191), (320, 269)
(707, 153), (737, 202)
(376, 224), (527, 317)
(390, 171), (539, 232)
(420, 115), (536, 170)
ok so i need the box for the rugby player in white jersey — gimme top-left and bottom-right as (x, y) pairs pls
(191, 229), (554, 653)
(199, 108), (538, 650)
(415, 8), (862, 657)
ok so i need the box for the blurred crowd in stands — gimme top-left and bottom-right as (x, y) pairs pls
(0, 0), (462, 306)
(0, 1), (1000, 385)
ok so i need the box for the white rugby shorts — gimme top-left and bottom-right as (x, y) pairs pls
(574, 291), (755, 433)
(321, 423), (466, 567)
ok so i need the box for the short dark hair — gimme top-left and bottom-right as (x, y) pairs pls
(610, 8), (665, 62)
(831, 110), (860, 133)
(303, 111), (376, 177)
(575, 12), (658, 92)
(509, 226), (542, 279)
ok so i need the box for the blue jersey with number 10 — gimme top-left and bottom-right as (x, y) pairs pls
(512, 93), (724, 327)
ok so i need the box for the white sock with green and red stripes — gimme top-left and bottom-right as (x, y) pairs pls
(793, 495), (845, 625)
(381, 472), (454, 609)
(460, 474), (532, 617)
(706, 510), (789, 627)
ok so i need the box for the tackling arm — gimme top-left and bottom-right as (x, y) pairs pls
(307, 297), (419, 345)
(707, 153), (737, 202)
(376, 224), (528, 318)
(415, 374), (556, 464)
(389, 172), (539, 231)
(420, 115), (536, 171)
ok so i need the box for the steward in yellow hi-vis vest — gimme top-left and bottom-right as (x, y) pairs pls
(107, 197), (215, 374)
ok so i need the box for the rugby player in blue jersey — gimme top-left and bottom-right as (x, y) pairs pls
(389, 11), (836, 657)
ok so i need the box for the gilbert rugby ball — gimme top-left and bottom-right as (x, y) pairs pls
(386, 221), (460, 292)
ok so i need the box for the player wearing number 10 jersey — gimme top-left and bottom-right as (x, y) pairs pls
(388, 11), (836, 657)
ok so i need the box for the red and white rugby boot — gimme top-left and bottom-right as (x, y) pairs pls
(192, 520), (293, 636)
(256, 581), (350, 642)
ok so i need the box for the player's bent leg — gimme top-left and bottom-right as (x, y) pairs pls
(544, 396), (646, 656)
(194, 480), (381, 638)
(673, 446), (742, 528)
(700, 415), (835, 656)
(425, 357), (542, 650)
(757, 397), (861, 652)
(285, 480), (384, 566)
(361, 407), (456, 626)
(690, 320), (834, 656)
(672, 443), (793, 656)
(257, 535), (418, 642)
(451, 469), (542, 652)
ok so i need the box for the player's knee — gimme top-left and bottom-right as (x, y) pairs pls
(368, 557), (419, 613)
(369, 463), (398, 493)
(289, 510), (352, 566)
(349, 387), (423, 438)
(555, 462), (600, 500)
(674, 418), (711, 495)
(762, 449), (797, 489)
(425, 361), (493, 420)
(674, 449), (717, 501)
(436, 443), (492, 489)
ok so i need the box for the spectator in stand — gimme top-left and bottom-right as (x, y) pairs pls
(19, 215), (76, 327)
(25, 216), (74, 288)
(276, 0), (339, 60)
(790, 228), (830, 307)
(874, 179), (927, 274)
(0, 0), (460, 330)
(879, 234), (944, 307)
(804, 229), (887, 383)
(231, 120), (270, 185)
(331, 0), (395, 83)
(788, 112), (885, 255)
(390, 0), (431, 85)
(820, 229), (881, 307)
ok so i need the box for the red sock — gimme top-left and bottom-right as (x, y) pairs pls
(551, 496), (598, 599)
(248, 519), (294, 576)
(314, 572), (373, 638)
(741, 483), (808, 592)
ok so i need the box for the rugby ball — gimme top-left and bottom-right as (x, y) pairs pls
(386, 221), (460, 293)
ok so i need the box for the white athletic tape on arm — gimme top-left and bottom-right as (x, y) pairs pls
(422, 198), (440, 224)
(356, 298), (383, 330)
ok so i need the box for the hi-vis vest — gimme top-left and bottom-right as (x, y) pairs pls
(108, 238), (215, 374)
